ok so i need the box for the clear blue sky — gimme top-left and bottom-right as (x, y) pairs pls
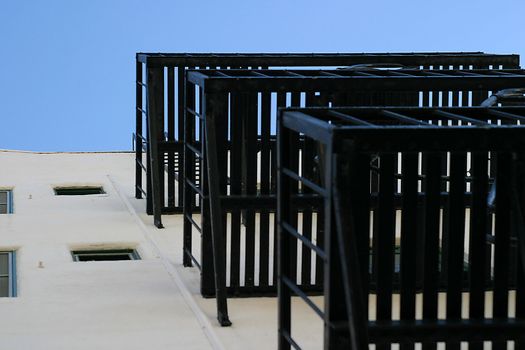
(1, 0), (523, 151)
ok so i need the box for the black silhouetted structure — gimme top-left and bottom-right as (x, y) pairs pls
(278, 106), (525, 349)
(181, 67), (525, 323)
(135, 52), (519, 222)
(134, 52), (525, 333)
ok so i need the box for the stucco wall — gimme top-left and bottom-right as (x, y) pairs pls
(0, 151), (213, 350)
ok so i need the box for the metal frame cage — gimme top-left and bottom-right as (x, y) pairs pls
(135, 52), (519, 219)
(175, 67), (525, 325)
(277, 106), (525, 349)
(135, 52), (523, 327)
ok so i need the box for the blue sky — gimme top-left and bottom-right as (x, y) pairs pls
(1, 0), (523, 151)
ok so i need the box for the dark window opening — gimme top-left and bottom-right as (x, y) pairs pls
(55, 186), (105, 196)
(72, 249), (140, 262)
(0, 190), (13, 214)
(0, 252), (16, 297)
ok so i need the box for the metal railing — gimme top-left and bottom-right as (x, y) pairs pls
(178, 67), (525, 324)
(136, 52), (520, 220)
(278, 106), (525, 349)
(136, 52), (523, 327)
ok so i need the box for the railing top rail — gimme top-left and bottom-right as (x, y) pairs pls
(186, 68), (525, 92)
(281, 106), (525, 151)
(137, 52), (520, 67)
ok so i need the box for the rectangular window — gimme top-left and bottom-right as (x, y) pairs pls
(0, 252), (16, 297)
(55, 186), (105, 196)
(0, 190), (13, 214)
(72, 249), (140, 262)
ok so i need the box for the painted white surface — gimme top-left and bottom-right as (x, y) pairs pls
(0, 150), (214, 350)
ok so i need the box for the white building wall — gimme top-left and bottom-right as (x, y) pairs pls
(0, 150), (214, 350)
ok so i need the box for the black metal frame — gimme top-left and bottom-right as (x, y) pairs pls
(135, 52), (519, 222)
(278, 106), (525, 349)
(136, 52), (524, 328)
(180, 67), (525, 325)
(185, 70), (525, 282)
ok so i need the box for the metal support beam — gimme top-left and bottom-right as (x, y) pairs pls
(147, 67), (164, 228)
(135, 60), (143, 199)
(331, 147), (370, 349)
(182, 79), (195, 267)
(203, 92), (231, 326)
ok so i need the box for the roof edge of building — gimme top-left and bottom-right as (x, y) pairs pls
(0, 149), (133, 155)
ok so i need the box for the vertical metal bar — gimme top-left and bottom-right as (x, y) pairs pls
(230, 92), (242, 290)
(517, 254), (525, 350)
(492, 152), (511, 350)
(216, 92), (229, 288)
(422, 66), (430, 107)
(326, 151), (351, 349)
(462, 83), (470, 108)
(441, 75), (454, 291)
(383, 90), (393, 106)
(451, 66), (460, 107)
(468, 152), (488, 350)
(300, 92), (318, 287)
(322, 138), (337, 350)
(439, 155), (450, 288)
(289, 93), (301, 284)
(389, 90), (400, 106)
(203, 92), (231, 326)
(442, 84), (449, 108)
(431, 87), (440, 108)
(345, 89), (356, 106)
(158, 69), (166, 212)
(146, 66), (164, 228)
(354, 153), (371, 329)
(201, 86), (215, 297)
(332, 145), (370, 349)
(422, 152), (441, 350)
(487, 152), (496, 288)
(438, 120), (448, 234)
(331, 91), (346, 107)
(315, 192), (325, 289)
(369, 90), (382, 106)
(177, 66), (185, 209)
(167, 67), (175, 208)
(400, 152), (418, 350)
(374, 153), (396, 350)
(445, 152), (466, 350)
(515, 152), (525, 349)
(287, 111), (299, 286)
(183, 80), (195, 267)
(274, 93), (287, 286)
(407, 86), (420, 107)
(243, 92), (258, 287)
(135, 59), (143, 199)
(472, 64), (488, 107)
(277, 110), (292, 350)
(306, 91), (325, 289)
(301, 132), (314, 286)
(259, 91), (271, 287)
(146, 71), (153, 216)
